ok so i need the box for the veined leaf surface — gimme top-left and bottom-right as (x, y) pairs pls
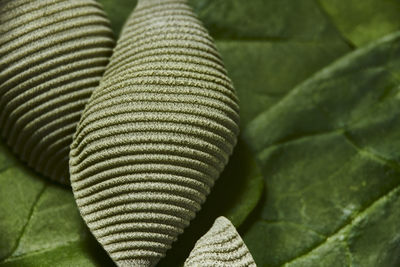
(243, 32), (400, 267)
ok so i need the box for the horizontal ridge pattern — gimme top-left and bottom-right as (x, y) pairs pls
(184, 217), (256, 267)
(0, 0), (114, 184)
(69, 0), (239, 266)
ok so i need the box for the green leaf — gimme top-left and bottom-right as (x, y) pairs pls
(319, 0), (400, 46)
(0, 143), (114, 267)
(242, 32), (400, 267)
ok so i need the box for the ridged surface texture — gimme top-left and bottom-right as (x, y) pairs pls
(0, 0), (114, 184)
(69, 0), (240, 266)
(185, 217), (256, 267)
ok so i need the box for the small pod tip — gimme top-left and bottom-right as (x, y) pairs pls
(184, 216), (256, 267)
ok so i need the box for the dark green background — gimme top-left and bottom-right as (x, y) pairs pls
(1, 0), (400, 266)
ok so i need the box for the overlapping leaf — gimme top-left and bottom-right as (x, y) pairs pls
(319, 0), (400, 46)
(243, 32), (400, 267)
(0, 143), (113, 267)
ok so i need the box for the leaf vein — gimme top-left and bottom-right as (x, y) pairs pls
(343, 131), (400, 172)
(1, 239), (82, 263)
(280, 183), (400, 266)
(0, 183), (48, 262)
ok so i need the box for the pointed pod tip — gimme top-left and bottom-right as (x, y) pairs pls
(184, 216), (256, 267)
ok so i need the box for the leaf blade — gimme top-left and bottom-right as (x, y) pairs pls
(242, 31), (400, 267)
(0, 143), (114, 267)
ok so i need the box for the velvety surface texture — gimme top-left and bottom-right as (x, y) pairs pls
(0, 0), (114, 184)
(69, 0), (240, 266)
(185, 216), (255, 267)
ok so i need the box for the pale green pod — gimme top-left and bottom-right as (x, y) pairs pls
(0, 0), (114, 184)
(185, 217), (256, 267)
(69, 0), (240, 266)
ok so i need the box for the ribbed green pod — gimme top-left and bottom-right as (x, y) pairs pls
(69, 0), (240, 266)
(185, 217), (256, 267)
(0, 0), (114, 184)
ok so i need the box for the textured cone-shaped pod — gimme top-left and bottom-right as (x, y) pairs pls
(185, 217), (256, 267)
(0, 0), (114, 184)
(69, 0), (240, 266)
